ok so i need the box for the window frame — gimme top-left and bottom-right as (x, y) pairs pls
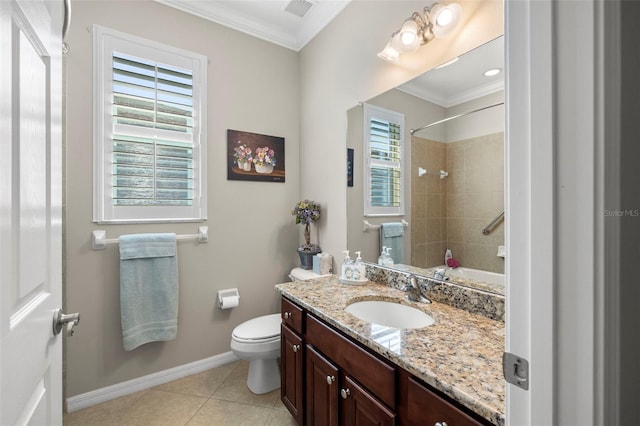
(93, 25), (207, 224)
(362, 103), (405, 217)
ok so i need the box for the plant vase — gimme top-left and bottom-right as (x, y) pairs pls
(237, 159), (251, 171)
(255, 163), (273, 174)
(297, 247), (321, 270)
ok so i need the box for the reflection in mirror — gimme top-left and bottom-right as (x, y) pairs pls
(347, 36), (505, 295)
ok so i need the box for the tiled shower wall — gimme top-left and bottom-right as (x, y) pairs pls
(411, 132), (505, 273)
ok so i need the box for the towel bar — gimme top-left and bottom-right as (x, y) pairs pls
(91, 226), (208, 250)
(363, 219), (408, 232)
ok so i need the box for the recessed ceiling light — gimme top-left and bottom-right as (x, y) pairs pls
(484, 68), (502, 77)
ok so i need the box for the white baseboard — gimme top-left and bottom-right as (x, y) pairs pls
(66, 351), (239, 413)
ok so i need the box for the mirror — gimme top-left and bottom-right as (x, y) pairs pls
(347, 36), (505, 295)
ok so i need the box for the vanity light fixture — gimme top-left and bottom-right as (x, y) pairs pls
(377, 2), (462, 64)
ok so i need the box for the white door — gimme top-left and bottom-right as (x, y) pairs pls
(0, 0), (64, 425)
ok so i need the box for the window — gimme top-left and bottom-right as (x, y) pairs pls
(363, 104), (404, 216)
(93, 26), (207, 223)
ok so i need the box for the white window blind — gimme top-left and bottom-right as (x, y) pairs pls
(94, 26), (207, 223)
(112, 53), (194, 206)
(363, 104), (404, 216)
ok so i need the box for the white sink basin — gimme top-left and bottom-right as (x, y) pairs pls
(345, 300), (435, 329)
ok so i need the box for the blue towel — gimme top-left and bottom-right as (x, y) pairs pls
(119, 233), (178, 351)
(380, 222), (404, 264)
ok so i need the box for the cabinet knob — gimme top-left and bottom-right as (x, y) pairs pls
(340, 388), (351, 399)
(283, 312), (292, 319)
(292, 344), (300, 353)
(326, 375), (335, 385)
(435, 422), (448, 426)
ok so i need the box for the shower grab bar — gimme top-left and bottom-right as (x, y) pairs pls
(410, 102), (505, 135)
(482, 211), (504, 235)
(91, 226), (208, 250)
(363, 219), (408, 232)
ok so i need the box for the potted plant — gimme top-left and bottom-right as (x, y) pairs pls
(253, 146), (276, 174)
(292, 199), (321, 269)
(233, 141), (252, 171)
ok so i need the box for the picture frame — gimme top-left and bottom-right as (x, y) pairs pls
(227, 129), (285, 182)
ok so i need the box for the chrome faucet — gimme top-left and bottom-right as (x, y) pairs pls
(433, 268), (450, 281)
(403, 275), (431, 304)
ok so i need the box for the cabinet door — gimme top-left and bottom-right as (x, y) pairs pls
(306, 345), (339, 426)
(281, 325), (304, 424)
(407, 377), (484, 426)
(341, 376), (396, 426)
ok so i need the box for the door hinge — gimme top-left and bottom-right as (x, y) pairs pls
(503, 352), (529, 390)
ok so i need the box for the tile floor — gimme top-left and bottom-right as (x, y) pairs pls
(63, 360), (297, 426)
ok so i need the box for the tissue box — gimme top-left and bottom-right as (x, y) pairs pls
(313, 253), (333, 275)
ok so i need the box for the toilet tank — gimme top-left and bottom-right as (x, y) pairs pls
(289, 267), (329, 282)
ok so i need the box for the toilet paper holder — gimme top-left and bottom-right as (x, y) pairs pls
(217, 288), (240, 309)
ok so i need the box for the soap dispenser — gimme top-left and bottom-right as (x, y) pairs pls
(383, 247), (394, 267)
(378, 246), (387, 265)
(353, 251), (366, 281)
(341, 251), (353, 280)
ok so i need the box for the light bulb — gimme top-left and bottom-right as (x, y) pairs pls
(393, 19), (421, 53)
(430, 2), (461, 38)
(399, 19), (419, 46)
(436, 7), (453, 26)
(401, 31), (417, 46)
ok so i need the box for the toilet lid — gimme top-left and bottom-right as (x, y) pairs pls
(289, 267), (321, 281)
(233, 313), (281, 341)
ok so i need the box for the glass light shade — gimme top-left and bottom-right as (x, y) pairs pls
(430, 3), (461, 38)
(392, 20), (421, 53)
(377, 40), (400, 64)
(399, 20), (418, 46)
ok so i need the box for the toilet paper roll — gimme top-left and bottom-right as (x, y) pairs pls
(219, 295), (239, 309)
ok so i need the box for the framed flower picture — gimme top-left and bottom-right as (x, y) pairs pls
(227, 129), (285, 182)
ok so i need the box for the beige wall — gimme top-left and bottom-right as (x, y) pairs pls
(65, 0), (300, 397)
(299, 0), (504, 269)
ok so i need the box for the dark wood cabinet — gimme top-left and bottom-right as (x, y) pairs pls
(306, 345), (339, 426)
(280, 296), (492, 426)
(406, 376), (483, 426)
(341, 375), (396, 426)
(281, 317), (304, 424)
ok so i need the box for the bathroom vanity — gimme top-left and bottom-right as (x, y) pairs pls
(276, 275), (505, 426)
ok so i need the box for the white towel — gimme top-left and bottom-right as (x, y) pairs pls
(119, 233), (178, 351)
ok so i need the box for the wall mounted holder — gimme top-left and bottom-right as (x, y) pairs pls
(91, 226), (209, 250)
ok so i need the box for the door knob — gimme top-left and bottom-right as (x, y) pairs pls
(292, 344), (300, 353)
(326, 375), (335, 385)
(340, 388), (350, 399)
(52, 309), (80, 336)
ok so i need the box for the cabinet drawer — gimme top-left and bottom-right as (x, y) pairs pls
(281, 297), (304, 334)
(306, 314), (396, 409)
(408, 377), (484, 426)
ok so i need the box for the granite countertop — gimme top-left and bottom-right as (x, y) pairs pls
(275, 275), (505, 426)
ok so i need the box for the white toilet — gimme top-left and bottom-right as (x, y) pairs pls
(230, 313), (282, 394)
(230, 268), (327, 394)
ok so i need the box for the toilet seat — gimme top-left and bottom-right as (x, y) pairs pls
(232, 313), (281, 343)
